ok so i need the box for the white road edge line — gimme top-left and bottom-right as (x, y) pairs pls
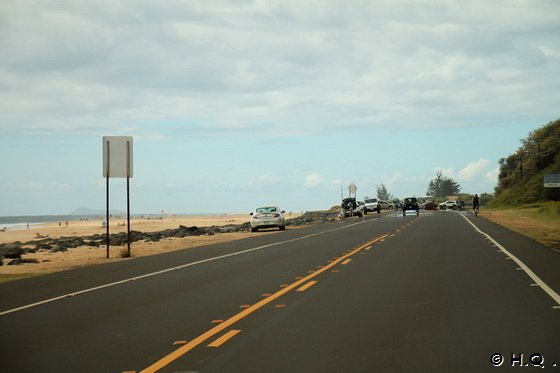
(459, 212), (560, 307)
(0, 219), (370, 317)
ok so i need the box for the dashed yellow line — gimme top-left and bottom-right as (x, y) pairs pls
(207, 330), (241, 348)
(139, 233), (389, 373)
(297, 281), (318, 292)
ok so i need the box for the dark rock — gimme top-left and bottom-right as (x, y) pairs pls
(8, 258), (22, 265)
(21, 258), (40, 264)
(50, 245), (67, 253)
(58, 240), (74, 249)
(3, 247), (24, 259)
(35, 243), (52, 251)
(130, 231), (144, 242)
(219, 226), (239, 233)
(285, 210), (339, 227)
(110, 237), (124, 246)
(72, 238), (86, 247)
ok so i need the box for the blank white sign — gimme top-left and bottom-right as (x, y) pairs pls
(103, 136), (133, 178)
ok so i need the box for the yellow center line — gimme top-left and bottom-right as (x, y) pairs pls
(207, 330), (241, 348)
(297, 280), (318, 292)
(140, 233), (389, 373)
(341, 259), (352, 265)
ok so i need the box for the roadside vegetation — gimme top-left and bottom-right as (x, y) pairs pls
(483, 119), (560, 251)
(491, 119), (560, 206)
(483, 203), (560, 252)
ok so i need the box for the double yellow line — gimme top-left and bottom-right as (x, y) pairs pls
(140, 233), (389, 373)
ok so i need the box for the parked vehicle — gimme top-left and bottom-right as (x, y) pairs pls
(250, 206), (286, 232)
(438, 200), (459, 210)
(341, 197), (363, 217)
(423, 201), (438, 210)
(402, 197), (420, 216)
(357, 201), (366, 215)
(363, 197), (381, 213)
(378, 200), (393, 210)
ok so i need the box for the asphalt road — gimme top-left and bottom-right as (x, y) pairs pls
(1, 210), (559, 372)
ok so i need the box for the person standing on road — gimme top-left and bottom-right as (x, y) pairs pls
(472, 194), (480, 216)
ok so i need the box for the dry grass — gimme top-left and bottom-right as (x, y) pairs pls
(483, 203), (560, 252)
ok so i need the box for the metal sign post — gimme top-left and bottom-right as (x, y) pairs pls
(126, 140), (131, 257)
(105, 139), (110, 259)
(103, 136), (134, 259)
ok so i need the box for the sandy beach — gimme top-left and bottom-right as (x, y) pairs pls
(0, 213), (300, 278)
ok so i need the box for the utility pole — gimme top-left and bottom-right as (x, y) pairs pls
(519, 153), (523, 181)
(538, 143), (541, 171)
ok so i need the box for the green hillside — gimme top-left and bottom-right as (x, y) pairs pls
(492, 119), (560, 207)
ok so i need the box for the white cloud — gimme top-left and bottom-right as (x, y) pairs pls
(330, 177), (344, 187)
(0, 1), (558, 137)
(433, 167), (455, 178)
(304, 172), (323, 188)
(484, 166), (500, 184)
(245, 175), (278, 188)
(458, 159), (491, 181)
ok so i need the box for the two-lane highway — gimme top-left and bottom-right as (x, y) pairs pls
(1, 211), (559, 372)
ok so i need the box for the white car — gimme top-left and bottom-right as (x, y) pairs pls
(364, 198), (393, 212)
(250, 206), (286, 232)
(363, 198), (381, 213)
(438, 200), (459, 210)
(378, 200), (394, 210)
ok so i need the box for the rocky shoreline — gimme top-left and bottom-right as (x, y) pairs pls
(0, 210), (340, 266)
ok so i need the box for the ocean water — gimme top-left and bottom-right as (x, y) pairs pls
(0, 213), (216, 231)
(0, 215), (103, 231)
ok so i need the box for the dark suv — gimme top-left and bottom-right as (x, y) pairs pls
(402, 197), (419, 216)
(341, 197), (363, 217)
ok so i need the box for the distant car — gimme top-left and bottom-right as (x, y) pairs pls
(364, 198), (381, 213)
(424, 201), (438, 210)
(341, 197), (363, 217)
(357, 201), (366, 215)
(439, 201), (459, 210)
(250, 206), (286, 232)
(378, 200), (394, 210)
(402, 197), (419, 216)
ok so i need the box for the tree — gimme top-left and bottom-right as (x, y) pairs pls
(377, 183), (393, 201)
(480, 193), (494, 205)
(426, 170), (461, 198)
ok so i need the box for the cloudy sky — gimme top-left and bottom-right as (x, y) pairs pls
(1, 1), (559, 216)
